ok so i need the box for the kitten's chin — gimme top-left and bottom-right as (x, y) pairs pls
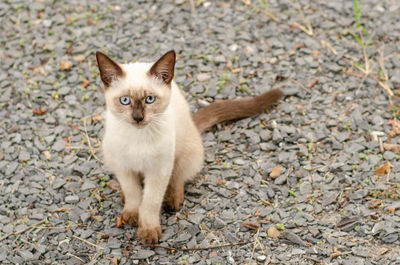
(130, 122), (148, 129)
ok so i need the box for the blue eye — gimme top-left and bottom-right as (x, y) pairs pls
(120, 96), (131, 105)
(145, 96), (156, 104)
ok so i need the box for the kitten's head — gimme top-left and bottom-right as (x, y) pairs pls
(96, 50), (176, 128)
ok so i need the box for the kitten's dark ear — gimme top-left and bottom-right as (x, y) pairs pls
(149, 50), (176, 85)
(96, 51), (124, 88)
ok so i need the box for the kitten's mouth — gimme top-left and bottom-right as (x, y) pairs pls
(131, 122), (148, 129)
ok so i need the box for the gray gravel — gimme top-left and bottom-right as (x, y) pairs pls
(1, 0), (400, 264)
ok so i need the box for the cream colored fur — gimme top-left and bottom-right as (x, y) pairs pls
(102, 61), (203, 243)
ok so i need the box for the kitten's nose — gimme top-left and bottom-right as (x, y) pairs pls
(133, 115), (144, 123)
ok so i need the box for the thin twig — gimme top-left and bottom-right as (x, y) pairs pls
(72, 235), (104, 250)
(189, 0), (195, 12)
(67, 253), (85, 263)
(83, 118), (102, 163)
(330, 251), (352, 258)
(145, 241), (250, 252)
(264, 254), (271, 265)
(248, 227), (261, 265)
(304, 255), (322, 263)
(0, 220), (46, 242)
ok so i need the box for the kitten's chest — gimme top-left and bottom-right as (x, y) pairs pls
(103, 122), (175, 171)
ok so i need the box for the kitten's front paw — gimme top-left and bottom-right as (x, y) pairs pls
(138, 225), (162, 244)
(164, 184), (184, 211)
(121, 209), (138, 226)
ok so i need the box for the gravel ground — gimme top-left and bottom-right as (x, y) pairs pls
(1, 0), (400, 264)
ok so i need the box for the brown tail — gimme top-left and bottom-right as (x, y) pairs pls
(192, 89), (284, 133)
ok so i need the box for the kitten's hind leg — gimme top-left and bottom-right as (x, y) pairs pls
(164, 172), (184, 212)
(116, 170), (142, 226)
(164, 144), (203, 211)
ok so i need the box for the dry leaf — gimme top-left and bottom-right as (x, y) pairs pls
(388, 119), (400, 136)
(73, 54), (85, 62)
(377, 247), (389, 255)
(43, 150), (51, 161)
(270, 164), (285, 179)
(82, 80), (90, 87)
(254, 208), (260, 217)
(8, 124), (20, 133)
(375, 161), (393, 176)
(312, 49), (322, 59)
(267, 226), (281, 238)
(37, 10), (44, 19)
(123, 245), (133, 259)
(32, 107), (47, 115)
(108, 257), (118, 265)
(68, 123), (79, 130)
(308, 79), (319, 88)
(383, 143), (400, 154)
(216, 177), (226, 185)
(92, 113), (103, 121)
(242, 221), (260, 230)
(389, 208), (395, 214)
(92, 215), (103, 222)
(101, 234), (109, 239)
(116, 215), (125, 228)
(367, 198), (381, 209)
(66, 43), (73, 54)
(294, 43), (304, 50)
(52, 207), (71, 213)
(59, 60), (73, 70)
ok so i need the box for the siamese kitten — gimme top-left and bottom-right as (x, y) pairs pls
(96, 50), (283, 244)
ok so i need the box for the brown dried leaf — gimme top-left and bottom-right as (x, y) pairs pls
(216, 177), (226, 185)
(270, 164), (285, 179)
(82, 80), (90, 87)
(116, 215), (126, 228)
(367, 198), (382, 209)
(73, 54), (85, 62)
(108, 257), (118, 265)
(383, 143), (400, 154)
(52, 207), (71, 213)
(92, 113), (103, 121)
(377, 247), (389, 255)
(32, 107), (47, 115)
(294, 43), (304, 50)
(267, 226), (281, 238)
(388, 119), (400, 136)
(8, 125), (20, 133)
(92, 215), (103, 222)
(375, 161), (393, 176)
(254, 208), (260, 217)
(37, 10), (44, 19)
(123, 245), (133, 259)
(242, 221), (260, 230)
(308, 79), (319, 88)
(59, 60), (73, 70)
(43, 150), (52, 161)
(66, 43), (73, 54)
(101, 234), (109, 239)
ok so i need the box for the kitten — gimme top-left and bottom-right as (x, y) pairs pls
(96, 50), (283, 244)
